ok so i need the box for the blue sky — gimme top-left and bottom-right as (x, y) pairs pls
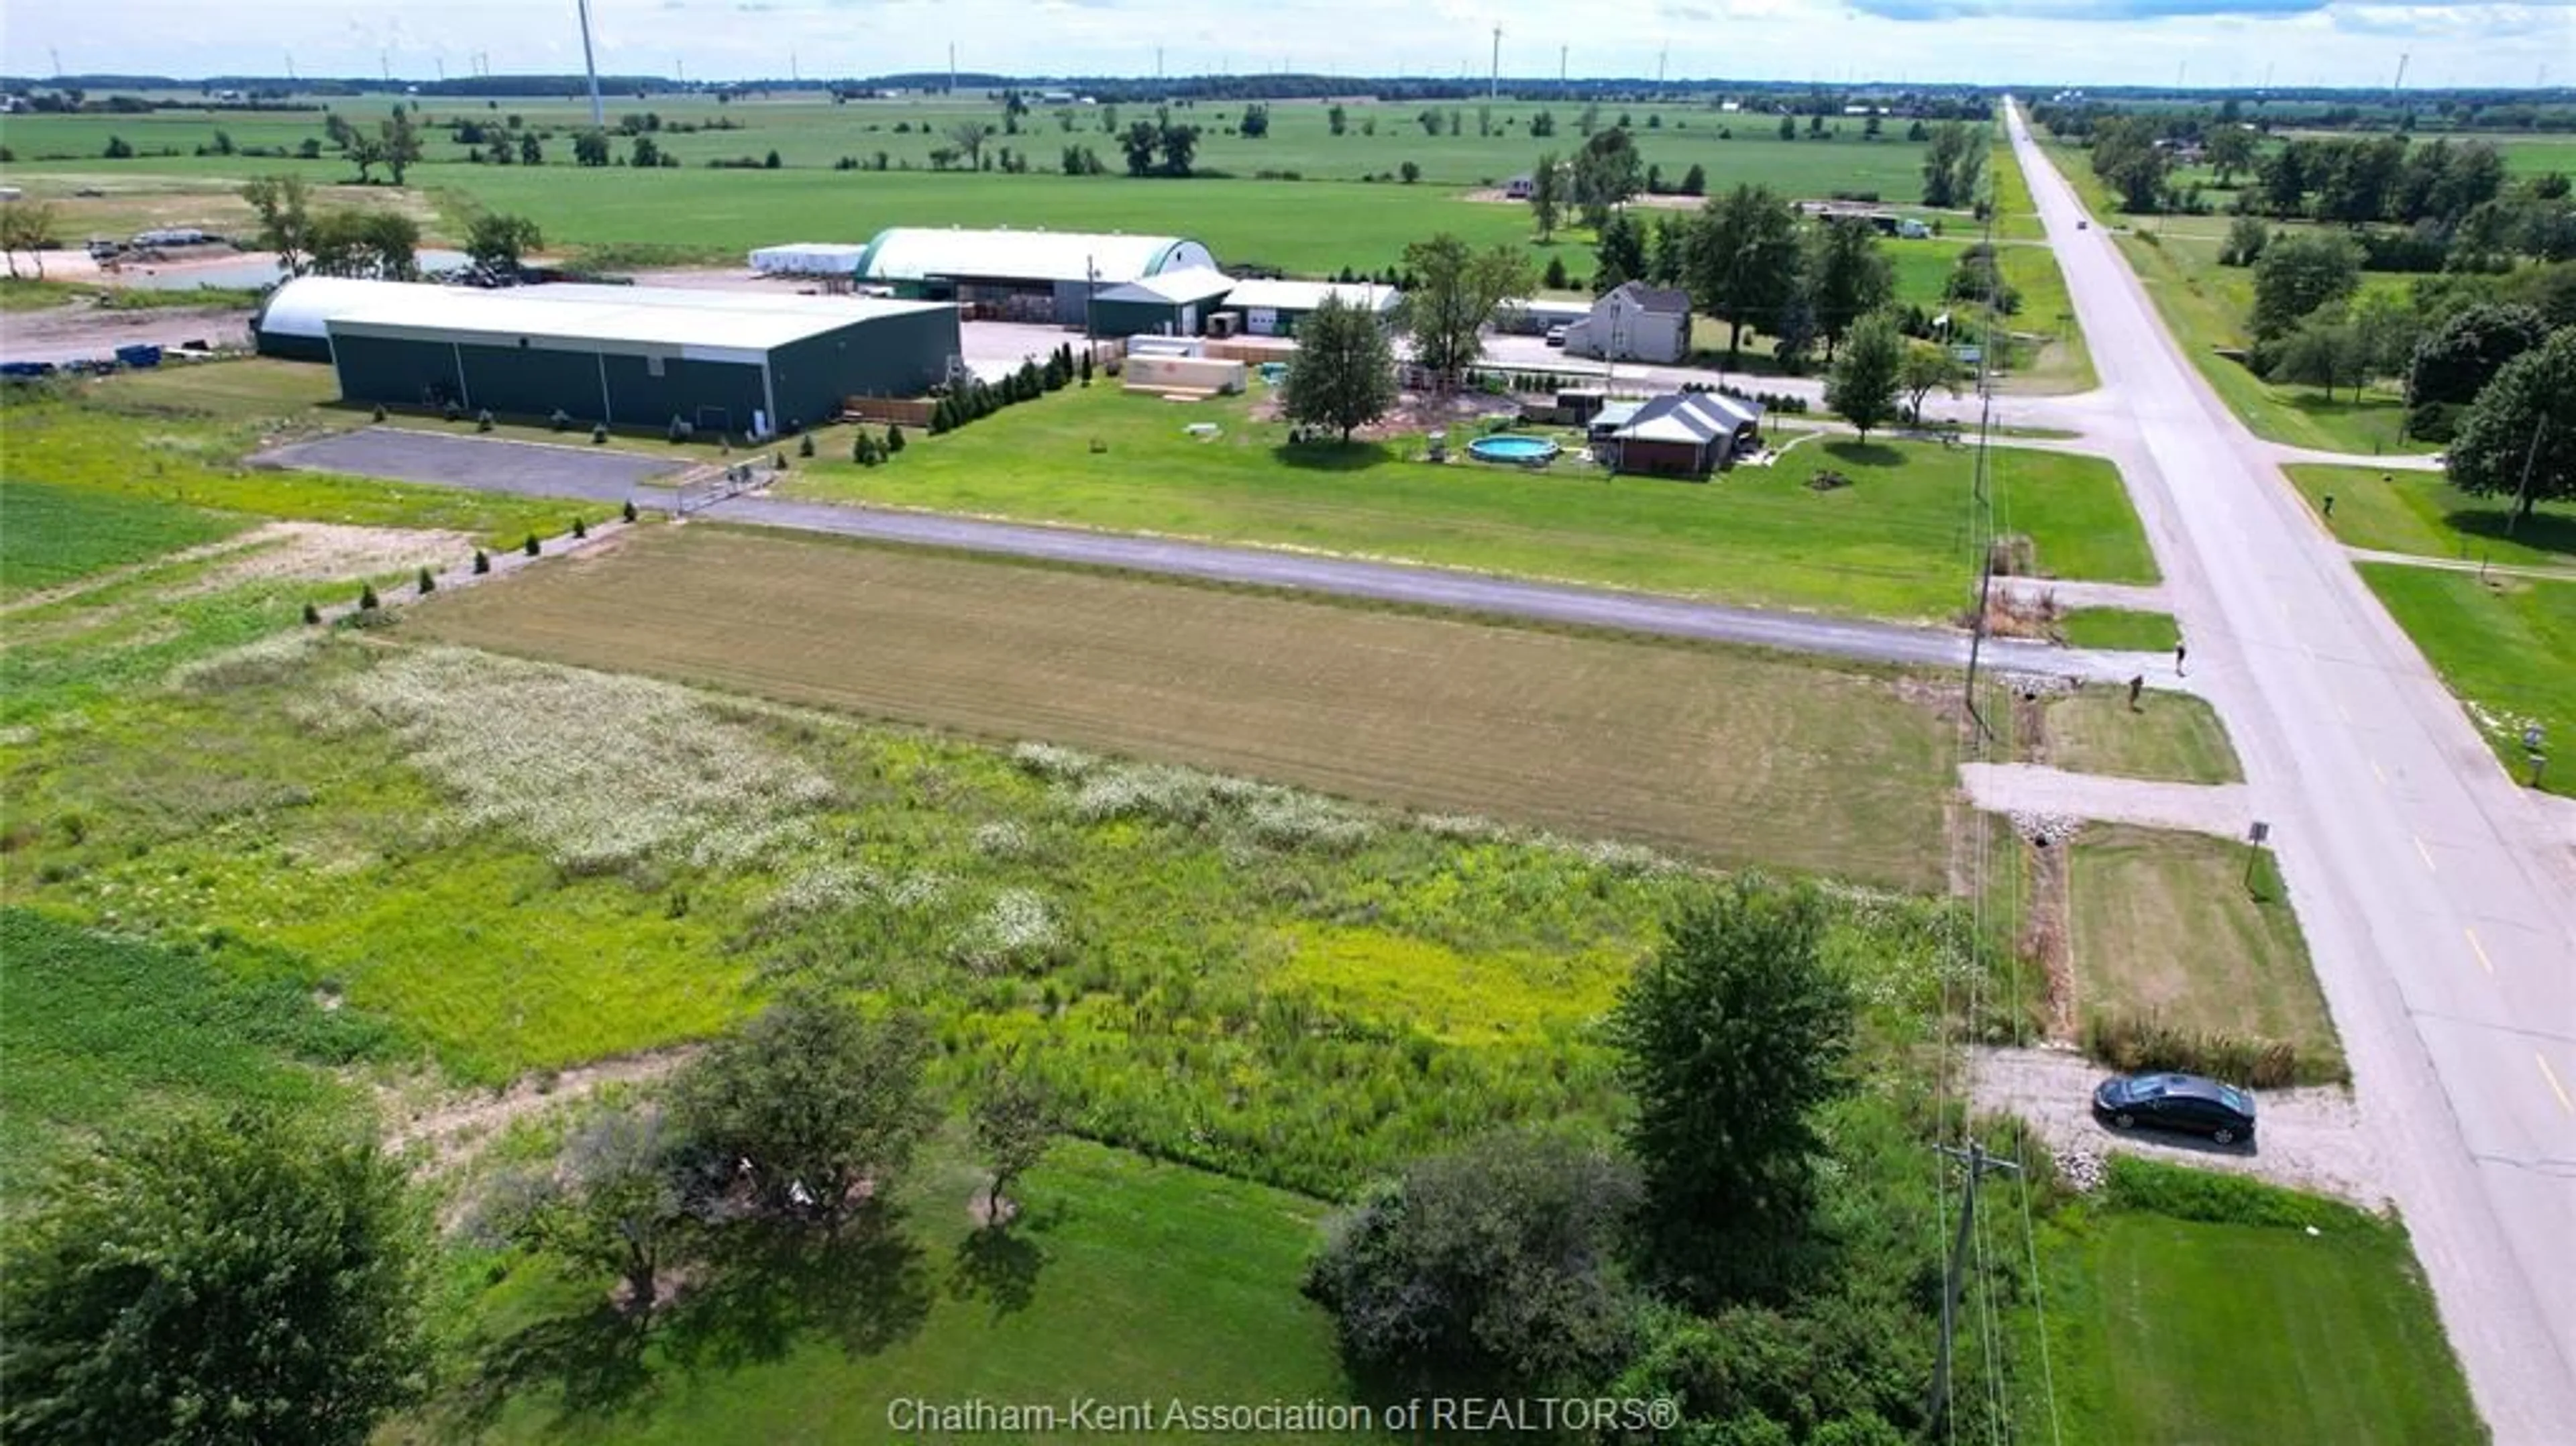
(7, 0), (2569, 88)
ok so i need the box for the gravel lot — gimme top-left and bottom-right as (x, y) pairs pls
(258, 429), (684, 505)
(1970, 1045), (2387, 1208)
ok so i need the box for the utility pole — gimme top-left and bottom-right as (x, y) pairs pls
(576, 0), (605, 127)
(2508, 415), (2549, 537)
(1927, 1140), (2020, 1428)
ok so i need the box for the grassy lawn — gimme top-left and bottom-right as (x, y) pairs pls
(3, 400), (577, 550)
(2113, 225), (2433, 457)
(2039, 687), (2242, 785)
(784, 385), (2153, 620)
(411, 523), (1960, 890)
(0, 909), (383, 1210)
(89, 356), (345, 414)
(2068, 825), (2340, 1075)
(2059, 608), (2180, 651)
(2285, 463), (2576, 570)
(0, 476), (248, 599)
(2361, 565), (2575, 796)
(2037, 1163), (2484, 1446)
(1989, 140), (2047, 241)
(415, 1139), (1371, 1445)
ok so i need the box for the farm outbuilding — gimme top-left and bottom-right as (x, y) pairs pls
(1084, 266), (1238, 339)
(1601, 392), (1765, 478)
(1216, 279), (1401, 338)
(855, 227), (1217, 325)
(262, 278), (959, 436)
(749, 243), (873, 279)
(251, 276), (421, 361)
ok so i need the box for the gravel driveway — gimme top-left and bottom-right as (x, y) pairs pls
(1970, 1045), (2387, 1209)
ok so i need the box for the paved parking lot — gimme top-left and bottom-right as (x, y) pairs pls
(961, 319), (1092, 381)
(258, 429), (685, 506)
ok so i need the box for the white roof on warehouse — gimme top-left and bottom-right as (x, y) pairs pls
(1220, 278), (1400, 314)
(750, 242), (871, 275)
(857, 227), (1212, 285)
(319, 283), (948, 364)
(1091, 266), (1238, 305)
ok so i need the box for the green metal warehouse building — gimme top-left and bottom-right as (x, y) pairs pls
(268, 279), (960, 435)
(1084, 267), (1238, 339)
(856, 227), (1216, 325)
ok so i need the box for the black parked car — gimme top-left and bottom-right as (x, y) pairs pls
(2092, 1072), (2257, 1146)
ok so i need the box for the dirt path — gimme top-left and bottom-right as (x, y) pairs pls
(380, 1046), (696, 1172)
(0, 302), (251, 364)
(1970, 1045), (2387, 1207)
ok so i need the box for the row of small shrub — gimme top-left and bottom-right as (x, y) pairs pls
(2082, 1008), (2347, 1089)
(1683, 380), (1815, 415)
(928, 344), (1085, 435)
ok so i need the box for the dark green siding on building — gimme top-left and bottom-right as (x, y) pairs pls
(1087, 296), (1190, 339)
(325, 307), (957, 433)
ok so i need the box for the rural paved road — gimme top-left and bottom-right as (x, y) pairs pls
(709, 494), (2174, 684)
(2007, 101), (2576, 1443)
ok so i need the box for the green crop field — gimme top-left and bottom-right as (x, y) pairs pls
(2361, 565), (2576, 796)
(0, 476), (248, 599)
(1, 97), (1973, 275)
(0, 909), (384, 1208)
(2286, 462), (2576, 569)
(409, 524), (1961, 891)
(782, 384), (2152, 620)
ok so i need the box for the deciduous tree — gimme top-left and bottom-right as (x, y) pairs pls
(1282, 294), (1398, 442)
(464, 211), (543, 273)
(2406, 302), (2551, 406)
(1900, 343), (1964, 422)
(1, 1111), (427, 1446)
(2249, 231), (2361, 341)
(486, 1105), (688, 1315)
(1529, 151), (1562, 240)
(947, 119), (996, 170)
(380, 109), (421, 185)
(1825, 312), (1905, 438)
(1305, 1129), (1642, 1391)
(1688, 184), (1803, 366)
(1805, 219), (1894, 359)
(1609, 875), (1856, 1298)
(2444, 327), (2576, 523)
(672, 989), (936, 1225)
(1398, 233), (1533, 376)
(969, 1069), (1058, 1225)
(1, 197), (62, 279)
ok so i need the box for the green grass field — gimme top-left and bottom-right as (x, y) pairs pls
(2286, 463), (2576, 570)
(0, 909), (384, 1209)
(2068, 825), (2338, 1072)
(3, 97), (1969, 275)
(416, 1138), (1369, 1445)
(2037, 1164), (2485, 1446)
(0, 477), (248, 599)
(2040, 688), (2243, 785)
(3, 400), (576, 549)
(2059, 608), (2181, 651)
(2361, 565), (2575, 795)
(784, 386), (2153, 620)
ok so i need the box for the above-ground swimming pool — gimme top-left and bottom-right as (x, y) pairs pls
(1466, 434), (1561, 465)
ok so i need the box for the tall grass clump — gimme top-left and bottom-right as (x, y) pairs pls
(327, 647), (835, 873)
(2082, 1009), (2339, 1089)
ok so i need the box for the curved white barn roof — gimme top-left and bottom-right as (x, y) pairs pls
(857, 227), (1213, 286)
(253, 277), (428, 341)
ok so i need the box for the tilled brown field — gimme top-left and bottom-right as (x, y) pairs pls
(409, 524), (1959, 889)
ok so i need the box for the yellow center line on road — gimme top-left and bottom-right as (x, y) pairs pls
(2465, 928), (2495, 976)
(2414, 835), (2438, 873)
(2540, 1055), (2575, 1116)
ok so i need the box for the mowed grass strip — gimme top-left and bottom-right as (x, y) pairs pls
(784, 386), (2154, 620)
(410, 526), (1957, 889)
(2361, 564), (2576, 796)
(2286, 462), (2576, 570)
(0, 477), (248, 600)
(2058, 608), (2180, 652)
(2041, 687), (2242, 785)
(2067, 825), (2336, 1064)
(2049, 1211), (2483, 1446)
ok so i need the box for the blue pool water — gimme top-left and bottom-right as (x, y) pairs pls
(1467, 434), (1561, 463)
